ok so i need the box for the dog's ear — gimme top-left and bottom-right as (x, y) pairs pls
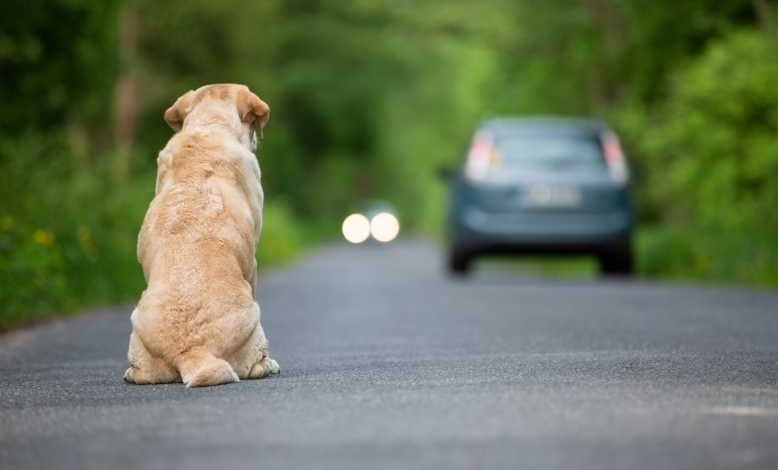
(163, 90), (195, 132)
(238, 89), (270, 138)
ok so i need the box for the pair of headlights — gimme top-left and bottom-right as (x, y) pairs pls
(342, 212), (400, 244)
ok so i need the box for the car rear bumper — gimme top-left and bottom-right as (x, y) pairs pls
(451, 207), (632, 253)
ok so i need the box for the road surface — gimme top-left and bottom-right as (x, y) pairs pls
(1, 240), (778, 469)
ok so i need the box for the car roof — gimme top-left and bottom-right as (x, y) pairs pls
(479, 116), (608, 139)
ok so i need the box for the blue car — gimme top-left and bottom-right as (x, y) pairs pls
(443, 117), (634, 276)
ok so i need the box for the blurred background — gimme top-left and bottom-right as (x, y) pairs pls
(1, 0), (776, 329)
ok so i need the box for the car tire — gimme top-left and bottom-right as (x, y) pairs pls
(598, 243), (634, 276)
(448, 249), (473, 276)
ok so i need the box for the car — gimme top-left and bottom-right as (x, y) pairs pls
(441, 117), (634, 276)
(341, 201), (401, 244)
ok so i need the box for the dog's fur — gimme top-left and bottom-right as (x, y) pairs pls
(124, 84), (279, 387)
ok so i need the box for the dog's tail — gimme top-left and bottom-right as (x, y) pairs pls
(176, 349), (239, 388)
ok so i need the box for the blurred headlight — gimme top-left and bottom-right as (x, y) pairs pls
(370, 212), (400, 243)
(342, 213), (370, 244)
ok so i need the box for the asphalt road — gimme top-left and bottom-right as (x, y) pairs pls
(2, 239), (778, 470)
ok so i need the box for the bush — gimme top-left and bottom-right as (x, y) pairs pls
(613, 30), (778, 288)
(0, 136), (146, 329)
(637, 226), (778, 287)
(0, 135), (307, 330)
(644, 31), (778, 232)
(257, 200), (305, 268)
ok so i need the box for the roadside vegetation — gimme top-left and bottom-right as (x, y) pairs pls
(1, 0), (776, 329)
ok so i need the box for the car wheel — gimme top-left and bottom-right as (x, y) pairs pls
(448, 249), (473, 276)
(598, 243), (634, 276)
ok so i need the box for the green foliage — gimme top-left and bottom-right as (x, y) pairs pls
(643, 31), (778, 231)
(638, 226), (778, 287)
(0, 136), (147, 329)
(0, 133), (306, 329)
(257, 201), (304, 268)
(0, 0), (120, 132)
(2, 0), (778, 329)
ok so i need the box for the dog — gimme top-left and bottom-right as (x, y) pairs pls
(124, 84), (279, 387)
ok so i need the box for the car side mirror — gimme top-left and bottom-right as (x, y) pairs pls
(437, 166), (456, 181)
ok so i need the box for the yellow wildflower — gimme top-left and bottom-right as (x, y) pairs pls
(33, 229), (54, 247)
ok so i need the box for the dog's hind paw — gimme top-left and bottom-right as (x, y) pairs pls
(249, 356), (280, 379)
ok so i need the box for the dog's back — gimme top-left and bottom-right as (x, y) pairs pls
(125, 84), (278, 387)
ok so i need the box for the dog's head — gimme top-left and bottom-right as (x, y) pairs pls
(164, 84), (270, 151)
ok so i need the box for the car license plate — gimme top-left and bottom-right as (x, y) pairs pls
(522, 184), (581, 208)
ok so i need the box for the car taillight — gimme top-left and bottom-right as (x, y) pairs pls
(464, 132), (497, 182)
(602, 131), (629, 184)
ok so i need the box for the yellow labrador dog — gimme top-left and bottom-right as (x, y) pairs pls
(124, 84), (279, 387)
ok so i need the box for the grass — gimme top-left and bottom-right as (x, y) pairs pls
(476, 226), (778, 288)
(0, 142), (311, 332)
(479, 257), (599, 279)
(637, 226), (778, 288)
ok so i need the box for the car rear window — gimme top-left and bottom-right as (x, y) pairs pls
(493, 135), (604, 169)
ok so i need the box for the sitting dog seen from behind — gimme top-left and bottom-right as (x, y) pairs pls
(124, 84), (280, 387)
